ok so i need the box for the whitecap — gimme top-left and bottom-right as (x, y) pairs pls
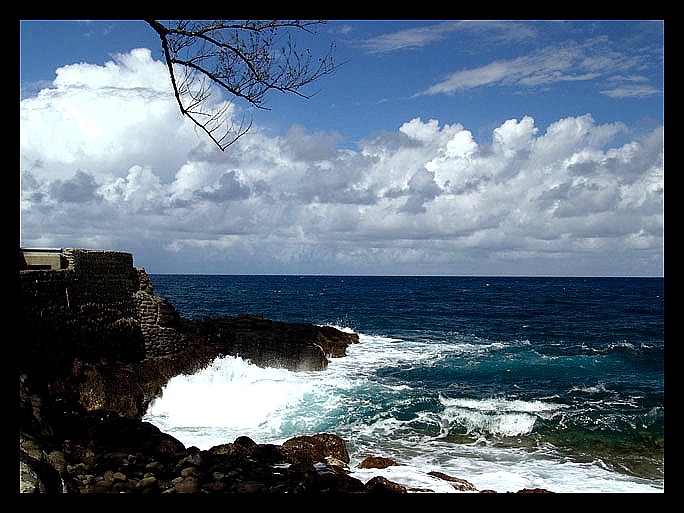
(569, 382), (609, 394)
(437, 396), (567, 437)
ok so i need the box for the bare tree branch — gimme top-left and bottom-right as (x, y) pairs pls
(145, 20), (338, 151)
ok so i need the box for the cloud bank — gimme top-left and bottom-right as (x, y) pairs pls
(20, 49), (663, 275)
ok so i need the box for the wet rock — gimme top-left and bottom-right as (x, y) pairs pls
(427, 470), (477, 491)
(179, 314), (359, 371)
(357, 456), (401, 469)
(282, 433), (351, 469)
(365, 476), (407, 493)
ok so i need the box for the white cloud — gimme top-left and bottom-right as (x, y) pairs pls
(20, 49), (664, 276)
(19, 48), (213, 183)
(493, 116), (538, 156)
(416, 39), (660, 98)
(98, 165), (165, 212)
(359, 20), (536, 54)
(360, 21), (468, 53)
(600, 84), (661, 98)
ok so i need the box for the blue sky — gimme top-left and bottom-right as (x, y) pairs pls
(19, 20), (664, 275)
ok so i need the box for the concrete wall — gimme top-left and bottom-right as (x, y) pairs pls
(19, 248), (67, 270)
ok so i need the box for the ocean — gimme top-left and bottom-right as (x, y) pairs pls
(142, 275), (664, 493)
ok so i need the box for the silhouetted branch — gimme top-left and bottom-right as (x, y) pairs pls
(145, 20), (337, 151)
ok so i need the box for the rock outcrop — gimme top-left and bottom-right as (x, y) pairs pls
(18, 248), (359, 420)
(180, 314), (359, 371)
(20, 385), (371, 494)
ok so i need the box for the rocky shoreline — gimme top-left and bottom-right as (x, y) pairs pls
(19, 250), (552, 493)
(19, 315), (487, 494)
(20, 362), (551, 495)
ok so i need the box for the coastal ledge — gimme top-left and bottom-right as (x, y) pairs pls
(180, 314), (359, 371)
(19, 248), (359, 415)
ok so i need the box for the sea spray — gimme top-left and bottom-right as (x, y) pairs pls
(147, 356), (310, 430)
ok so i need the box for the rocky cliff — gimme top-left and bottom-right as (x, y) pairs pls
(19, 249), (358, 417)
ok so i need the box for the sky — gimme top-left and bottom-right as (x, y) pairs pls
(19, 20), (664, 276)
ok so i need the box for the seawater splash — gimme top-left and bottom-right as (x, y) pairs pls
(145, 355), (327, 446)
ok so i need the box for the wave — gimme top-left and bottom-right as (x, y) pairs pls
(569, 382), (610, 395)
(143, 329), (531, 445)
(437, 396), (567, 438)
(145, 355), (343, 445)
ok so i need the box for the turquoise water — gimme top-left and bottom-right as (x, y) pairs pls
(143, 275), (664, 492)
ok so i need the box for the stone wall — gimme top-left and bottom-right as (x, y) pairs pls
(19, 248), (187, 377)
(134, 269), (187, 357)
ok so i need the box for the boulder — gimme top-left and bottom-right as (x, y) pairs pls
(281, 433), (351, 469)
(427, 470), (477, 491)
(364, 476), (407, 493)
(357, 456), (401, 469)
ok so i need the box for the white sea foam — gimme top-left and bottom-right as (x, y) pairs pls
(570, 382), (609, 394)
(436, 396), (566, 437)
(347, 436), (663, 493)
(145, 354), (350, 446)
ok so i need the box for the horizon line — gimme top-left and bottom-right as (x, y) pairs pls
(144, 272), (664, 279)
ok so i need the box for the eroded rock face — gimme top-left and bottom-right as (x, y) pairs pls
(179, 314), (359, 371)
(19, 252), (359, 421)
(19, 275), (366, 494)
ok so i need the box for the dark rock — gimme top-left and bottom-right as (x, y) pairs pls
(427, 470), (477, 491)
(19, 439), (65, 493)
(234, 435), (258, 449)
(179, 314), (359, 371)
(308, 433), (351, 464)
(88, 415), (185, 460)
(173, 476), (200, 493)
(282, 433), (351, 469)
(231, 480), (267, 493)
(19, 382), (372, 494)
(364, 476), (407, 493)
(357, 456), (401, 469)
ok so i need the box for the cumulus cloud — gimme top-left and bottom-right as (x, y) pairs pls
(19, 48), (211, 183)
(49, 170), (100, 203)
(20, 49), (664, 275)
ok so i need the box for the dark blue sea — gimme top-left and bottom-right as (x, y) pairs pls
(143, 275), (664, 492)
